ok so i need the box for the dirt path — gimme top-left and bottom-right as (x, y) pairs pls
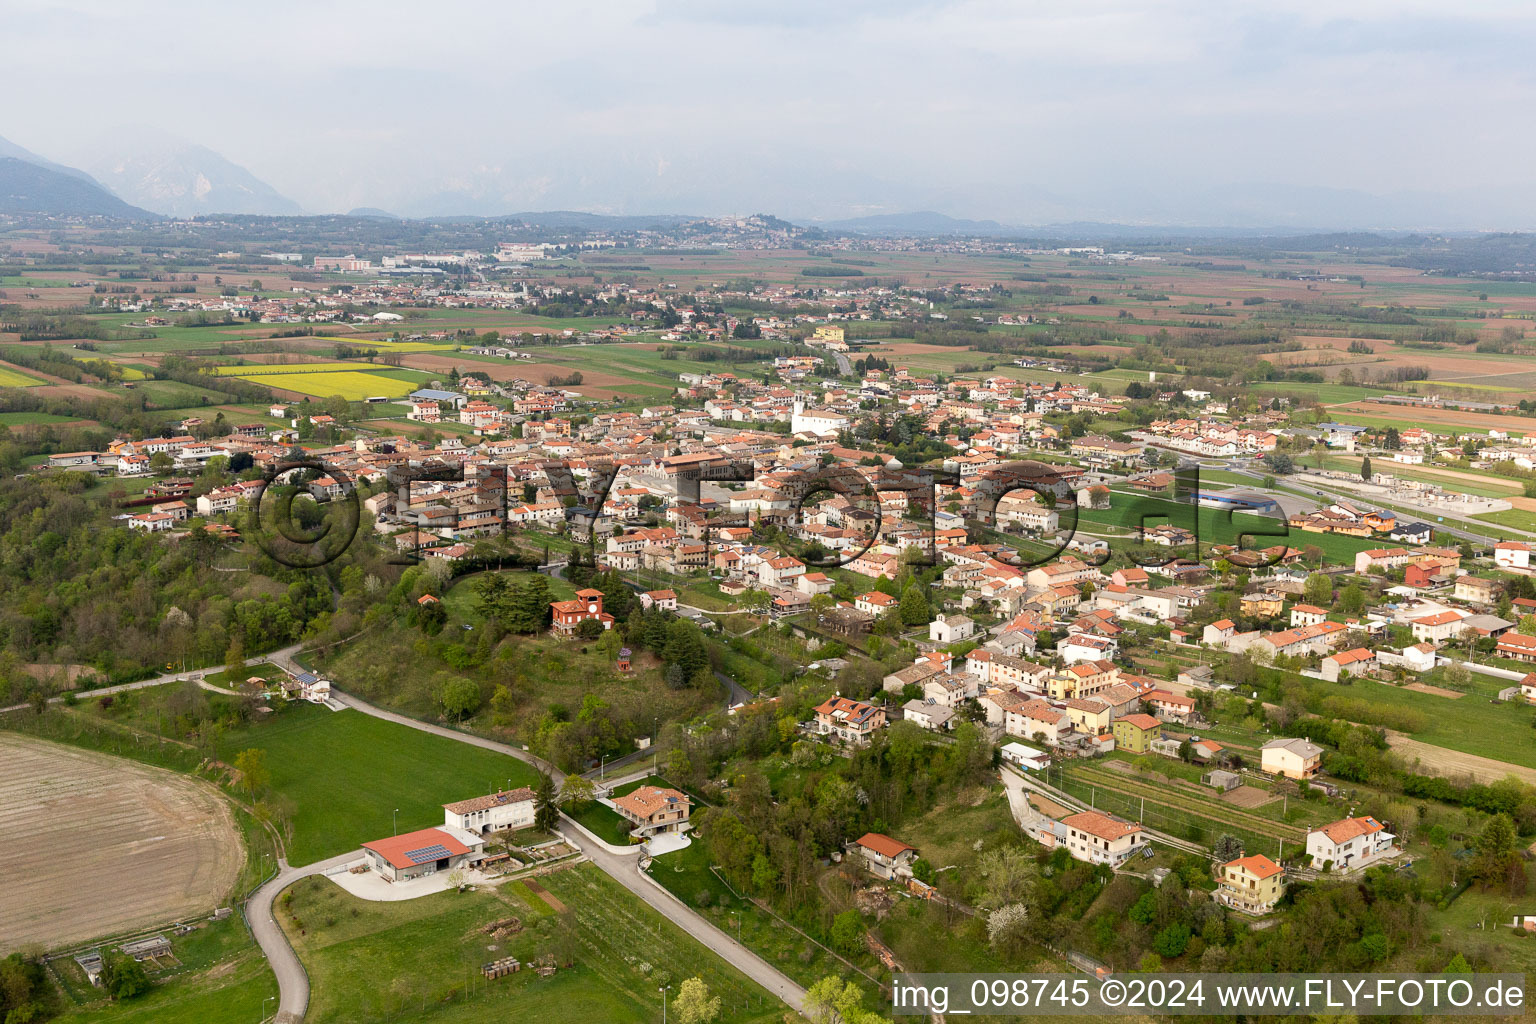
(1385, 731), (1536, 786)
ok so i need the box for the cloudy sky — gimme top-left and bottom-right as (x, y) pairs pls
(8, 0), (1536, 226)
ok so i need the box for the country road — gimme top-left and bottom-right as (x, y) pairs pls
(0, 643), (305, 716)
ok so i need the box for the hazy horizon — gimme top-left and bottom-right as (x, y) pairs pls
(10, 0), (1536, 228)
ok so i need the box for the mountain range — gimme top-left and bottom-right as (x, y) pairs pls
(0, 157), (153, 219)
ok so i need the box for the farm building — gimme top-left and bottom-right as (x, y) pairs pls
(362, 825), (486, 882)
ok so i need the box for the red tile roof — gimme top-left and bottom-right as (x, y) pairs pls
(363, 827), (472, 870)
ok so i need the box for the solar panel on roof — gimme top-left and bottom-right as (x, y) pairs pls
(404, 843), (452, 864)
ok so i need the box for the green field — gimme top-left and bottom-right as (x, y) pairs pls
(283, 864), (784, 1024)
(1084, 491), (1382, 562)
(211, 704), (540, 865)
(210, 361), (391, 376)
(0, 411), (88, 425)
(0, 365), (46, 387)
(235, 370), (418, 400)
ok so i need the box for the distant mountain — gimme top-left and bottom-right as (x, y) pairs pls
(0, 135), (102, 186)
(0, 158), (154, 218)
(346, 207), (400, 219)
(811, 210), (1012, 236)
(90, 142), (302, 216)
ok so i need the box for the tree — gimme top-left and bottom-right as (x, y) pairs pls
(233, 747), (269, 796)
(1304, 573), (1333, 606)
(1153, 921), (1192, 958)
(1262, 452), (1295, 475)
(986, 903), (1030, 956)
(1339, 582), (1365, 615)
(675, 976), (722, 1024)
(149, 451), (174, 476)
(804, 977), (892, 1024)
(1213, 833), (1244, 862)
(438, 677), (481, 722)
(899, 586), (930, 627)
(1360, 456), (1372, 481)
(100, 953), (151, 1000)
(533, 771), (559, 831)
(830, 910), (865, 956)
(560, 773), (596, 809)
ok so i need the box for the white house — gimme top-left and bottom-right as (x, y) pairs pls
(1000, 742), (1051, 771)
(443, 787), (536, 835)
(929, 613), (976, 645)
(1494, 542), (1532, 571)
(1307, 816), (1396, 872)
(1059, 811), (1145, 867)
(1260, 737), (1322, 779)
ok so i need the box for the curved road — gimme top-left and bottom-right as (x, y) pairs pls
(245, 684), (804, 1021)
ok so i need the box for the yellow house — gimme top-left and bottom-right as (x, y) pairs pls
(1063, 698), (1112, 735)
(1239, 592), (1285, 618)
(1111, 713), (1163, 753)
(1217, 854), (1285, 913)
(813, 325), (845, 344)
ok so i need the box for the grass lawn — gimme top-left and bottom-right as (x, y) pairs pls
(282, 864), (785, 1024)
(54, 955), (276, 1024)
(1471, 507), (1536, 534)
(565, 799), (636, 846)
(212, 704), (540, 865)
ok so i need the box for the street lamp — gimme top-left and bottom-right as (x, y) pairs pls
(659, 984), (671, 1024)
(393, 808), (399, 836)
(263, 994), (275, 1021)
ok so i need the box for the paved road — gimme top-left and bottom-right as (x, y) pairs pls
(832, 350), (853, 376)
(561, 825), (807, 1014)
(0, 643), (305, 715)
(247, 851), (356, 1024)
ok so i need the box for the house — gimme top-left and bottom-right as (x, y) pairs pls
(1217, 854), (1285, 914)
(550, 588), (615, 636)
(1260, 737), (1322, 779)
(1203, 619), (1237, 646)
(999, 742), (1051, 771)
(929, 613), (976, 645)
(611, 785), (691, 838)
(855, 591), (898, 616)
(1320, 648), (1376, 682)
(902, 698), (956, 732)
(1257, 621), (1347, 659)
(1306, 816), (1396, 872)
(1006, 699), (1069, 745)
(813, 696), (887, 745)
(852, 832), (918, 880)
(1411, 610), (1469, 643)
(1494, 541), (1532, 571)
(1497, 633), (1536, 663)
(1454, 575), (1499, 606)
(362, 825), (486, 882)
(1111, 713), (1163, 753)
(280, 671), (332, 703)
(1144, 690), (1196, 723)
(1240, 592), (1285, 618)
(1520, 672), (1536, 704)
(1059, 810), (1146, 867)
(1289, 604), (1329, 627)
(443, 788), (536, 835)
(640, 589), (678, 612)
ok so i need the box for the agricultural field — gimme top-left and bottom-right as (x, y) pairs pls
(235, 370), (419, 400)
(282, 864), (785, 1024)
(0, 364), (45, 387)
(0, 733), (243, 953)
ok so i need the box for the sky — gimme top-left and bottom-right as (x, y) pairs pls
(8, 0), (1536, 227)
